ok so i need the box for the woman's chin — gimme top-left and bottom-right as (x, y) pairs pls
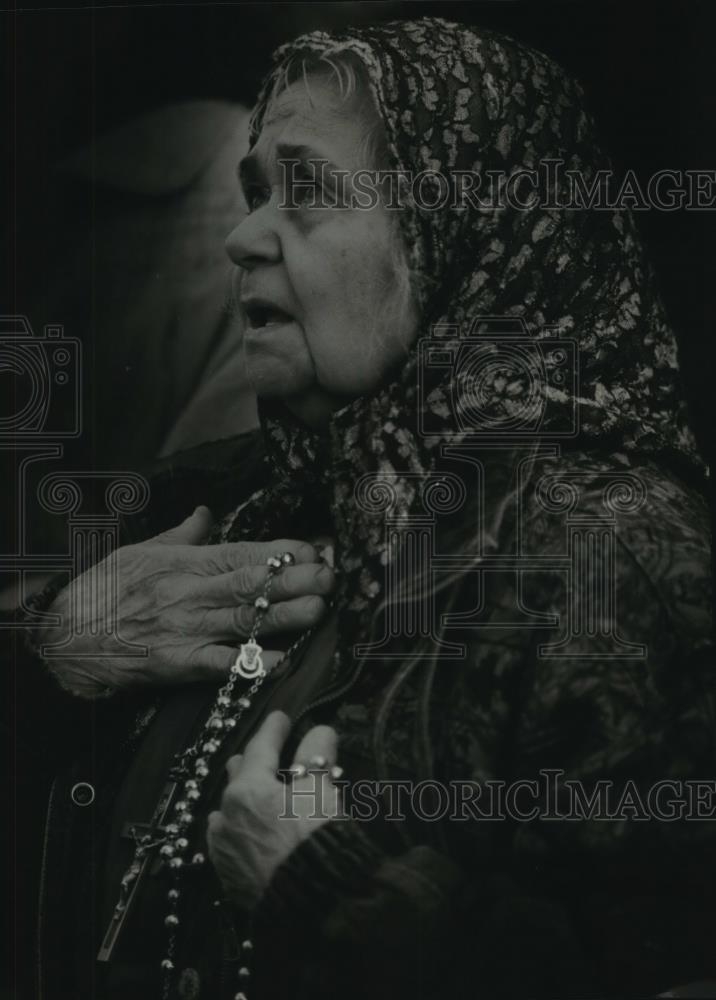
(244, 360), (313, 402)
(247, 370), (331, 426)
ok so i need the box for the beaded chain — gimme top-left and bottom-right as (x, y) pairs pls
(106, 552), (309, 1000)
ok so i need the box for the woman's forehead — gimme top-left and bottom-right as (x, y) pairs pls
(255, 79), (370, 164)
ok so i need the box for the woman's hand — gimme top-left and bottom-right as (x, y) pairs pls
(207, 710), (342, 909)
(33, 507), (334, 698)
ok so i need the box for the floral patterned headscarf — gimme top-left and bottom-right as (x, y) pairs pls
(216, 18), (703, 661)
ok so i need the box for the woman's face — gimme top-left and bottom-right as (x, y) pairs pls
(226, 75), (419, 427)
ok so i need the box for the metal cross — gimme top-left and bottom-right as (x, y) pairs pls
(97, 775), (180, 963)
(119, 819), (170, 875)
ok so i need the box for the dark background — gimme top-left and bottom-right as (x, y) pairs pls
(2, 0), (715, 463)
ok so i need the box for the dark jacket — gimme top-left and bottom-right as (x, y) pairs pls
(6, 434), (715, 1000)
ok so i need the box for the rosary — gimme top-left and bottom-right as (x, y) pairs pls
(97, 551), (316, 999)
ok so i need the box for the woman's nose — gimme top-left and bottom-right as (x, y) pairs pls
(225, 208), (281, 270)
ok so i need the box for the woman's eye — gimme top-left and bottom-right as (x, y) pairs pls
(245, 184), (271, 212)
(289, 170), (322, 207)
(243, 170), (324, 213)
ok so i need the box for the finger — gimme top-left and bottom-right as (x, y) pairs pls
(225, 754), (243, 780)
(240, 710), (291, 778)
(192, 645), (286, 680)
(318, 543), (334, 569)
(290, 725), (339, 771)
(205, 594), (327, 640)
(201, 540), (319, 575)
(152, 506), (214, 545)
(202, 562), (335, 606)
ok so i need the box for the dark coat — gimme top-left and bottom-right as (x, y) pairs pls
(6, 433), (715, 1000)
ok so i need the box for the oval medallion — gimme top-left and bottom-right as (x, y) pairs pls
(177, 966), (201, 1000)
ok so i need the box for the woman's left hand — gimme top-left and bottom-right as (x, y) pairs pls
(207, 710), (343, 908)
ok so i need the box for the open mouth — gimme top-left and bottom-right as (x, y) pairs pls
(243, 303), (294, 330)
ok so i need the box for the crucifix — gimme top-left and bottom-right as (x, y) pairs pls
(97, 771), (182, 963)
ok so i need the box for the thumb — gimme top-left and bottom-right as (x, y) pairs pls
(225, 754), (243, 781)
(153, 505), (214, 546)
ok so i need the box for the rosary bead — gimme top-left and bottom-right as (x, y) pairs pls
(110, 555), (287, 978)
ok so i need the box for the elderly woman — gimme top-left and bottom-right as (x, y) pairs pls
(16, 17), (714, 1000)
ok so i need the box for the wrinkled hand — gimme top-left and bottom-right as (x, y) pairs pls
(34, 507), (334, 698)
(207, 710), (342, 909)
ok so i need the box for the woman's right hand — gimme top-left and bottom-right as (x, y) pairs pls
(32, 506), (334, 699)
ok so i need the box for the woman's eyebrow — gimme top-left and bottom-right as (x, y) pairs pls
(274, 142), (341, 174)
(237, 142), (343, 188)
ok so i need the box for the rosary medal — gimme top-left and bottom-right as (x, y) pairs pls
(234, 641), (264, 679)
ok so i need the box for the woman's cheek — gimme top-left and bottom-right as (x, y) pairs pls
(287, 213), (398, 392)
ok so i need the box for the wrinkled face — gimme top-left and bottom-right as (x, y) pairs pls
(225, 75), (419, 427)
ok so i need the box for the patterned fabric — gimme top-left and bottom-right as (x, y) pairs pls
(332, 452), (713, 799)
(213, 17), (705, 676)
